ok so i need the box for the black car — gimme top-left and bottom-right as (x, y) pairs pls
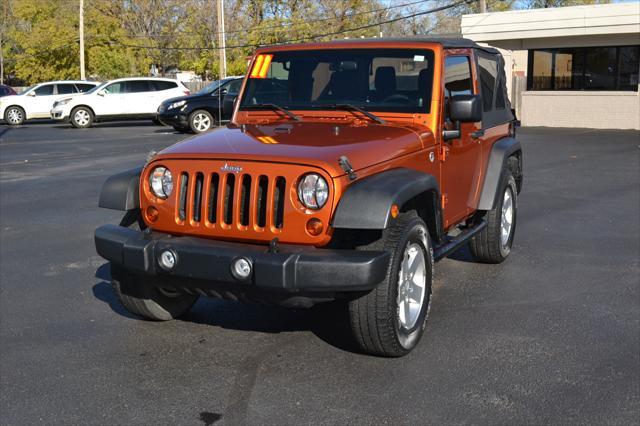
(157, 77), (243, 133)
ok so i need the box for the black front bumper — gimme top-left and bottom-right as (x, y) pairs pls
(156, 111), (188, 127)
(95, 225), (389, 294)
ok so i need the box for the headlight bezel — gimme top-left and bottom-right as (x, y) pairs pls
(168, 100), (186, 110)
(297, 173), (329, 210)
(149, 166), (173, 199)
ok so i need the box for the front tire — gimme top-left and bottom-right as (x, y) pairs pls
(469, 169), (518, 263)
(111, 264), (198, 321)
(349, 211), (433, 357)
(188, 110), (214, 133)
(70, 106), (94, 128)
(4, 106), (25, 125)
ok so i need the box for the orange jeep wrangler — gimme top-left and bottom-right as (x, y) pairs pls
(95, 38), (522, 357)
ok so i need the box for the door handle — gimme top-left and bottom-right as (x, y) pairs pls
(471, 129), (485, 139)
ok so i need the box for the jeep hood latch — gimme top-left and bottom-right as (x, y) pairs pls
(339, 156), (357, 181)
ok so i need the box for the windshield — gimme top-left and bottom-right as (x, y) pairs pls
(19, 85), (37, 95)
(196, 79), (229, 95)
(240, 49), (435, 114)
(85, 82), (108, 94)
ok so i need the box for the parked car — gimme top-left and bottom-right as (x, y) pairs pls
(0, 84), (17, 97)
(0, 80), (100, 125)
(95, 37), (522, 357)
(51, 77), (190, 128)
(157, 76), (243, 133)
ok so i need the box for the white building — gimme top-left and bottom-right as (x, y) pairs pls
(462, 2), (640, 130)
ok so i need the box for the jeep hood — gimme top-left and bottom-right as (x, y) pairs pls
(156, 122), (432, 177)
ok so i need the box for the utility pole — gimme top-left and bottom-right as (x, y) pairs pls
(479, 0), (487, 13)
(216, 0), (227, 79)
(79, 0), (85, 80)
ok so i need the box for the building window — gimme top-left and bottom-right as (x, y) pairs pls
(527, 45), (639, 91)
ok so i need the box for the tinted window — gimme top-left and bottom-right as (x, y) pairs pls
(226, 79), (242, 93)
(240, 49), (435, 113)
(477, 55), (497, 112)
(151, 80), (177, 91)
(57, 84), (77, 94)
(495, 78), (506, 109)
(76, 83), (96, 92)
(105, 82), (125, 94)
(126, 80), (151, 93)
(528, 46), (639, 91)
(444, 56), (472, 99)
(34, 84), (54, 96)
(0, 88), (6, 96)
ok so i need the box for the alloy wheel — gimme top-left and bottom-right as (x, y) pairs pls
(500, 187), (514, 248)
(193, 113), (211, 132)
(74, 110), (90, 126)
(6, 108), (23, 124)
(397, 242), (427, 329)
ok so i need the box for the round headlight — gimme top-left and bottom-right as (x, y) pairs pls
(149, 166), (173, 199)
(297, 173), (329, 210)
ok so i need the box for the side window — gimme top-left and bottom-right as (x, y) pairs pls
(226, 79), (242, 93)
(57, 84), (77, 95)
(444, 56), (473, 100)
(76, 83), (96, 92)
(477, 55), (498, 112)
(34, 84), (54, 96)
(126, 80), (151, 93)
(105, 82), (125, 94)
(151, 81), (177, 91)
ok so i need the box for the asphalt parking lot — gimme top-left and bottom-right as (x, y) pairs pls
(0, 121), (638, 425)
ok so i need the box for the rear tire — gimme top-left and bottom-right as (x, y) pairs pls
(111, 264), (198, 321)
(188, 109), (214, 133)
(348, 211), (433, 357)
(4, 106), (25, 125)
(70, 106), (94, 128)
(469, 169), (518, 263)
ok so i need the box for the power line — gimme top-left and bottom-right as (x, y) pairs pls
(117, 0), (434, 39)
(111, 0), (474, 52)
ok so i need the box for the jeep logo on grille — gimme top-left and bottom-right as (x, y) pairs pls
(221, 163), (242, 174)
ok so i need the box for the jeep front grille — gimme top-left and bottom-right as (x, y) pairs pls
(177, 171), (286, 231)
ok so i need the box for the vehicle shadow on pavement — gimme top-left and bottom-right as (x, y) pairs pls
(446, 243), (475, 263)
(92, 262), (361, 354)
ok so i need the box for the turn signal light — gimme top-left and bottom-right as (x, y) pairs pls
(146, 206), (159, 222)
(390, 204), (400, 218)
(306, 218), (324, 236)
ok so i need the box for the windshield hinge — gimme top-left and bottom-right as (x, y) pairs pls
(339, 156), (357, 181)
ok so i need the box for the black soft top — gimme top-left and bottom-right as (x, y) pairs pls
(267, 37), (501, 55)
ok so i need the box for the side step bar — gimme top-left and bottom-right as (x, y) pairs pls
(433, 220), (487, 261)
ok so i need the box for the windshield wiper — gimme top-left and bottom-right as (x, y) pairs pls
(331, 104), (386, 125)
(244, 103), (301, 121)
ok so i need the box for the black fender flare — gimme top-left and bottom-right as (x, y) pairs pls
(477, 137), (522, 211)
(332, 168), (441, 232)
(98, 167), (142, 211)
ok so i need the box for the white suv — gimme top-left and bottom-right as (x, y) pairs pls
(0, 80), (100, 125)
(51, 77), (190, 128)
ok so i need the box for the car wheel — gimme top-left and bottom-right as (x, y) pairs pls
(110, 264), (198, 321)
(70, 107), (94, 128)
(469, 168), (518, 263)
(349, 211), (433, 357)
(4, 106), (25, 125)
(189, 110), (214, 133)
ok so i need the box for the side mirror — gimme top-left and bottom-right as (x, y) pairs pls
(27, 91), (36, 97)
(218, 88), (228, 96)
(222, 94), (238, 119)
(443, 94), (483, 141)
(97, 89), (106, 97)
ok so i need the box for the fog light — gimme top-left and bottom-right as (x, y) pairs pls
(158, 250), (177, 271)
(231, 257), (252, 280)
(306, 218), (323, 236)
